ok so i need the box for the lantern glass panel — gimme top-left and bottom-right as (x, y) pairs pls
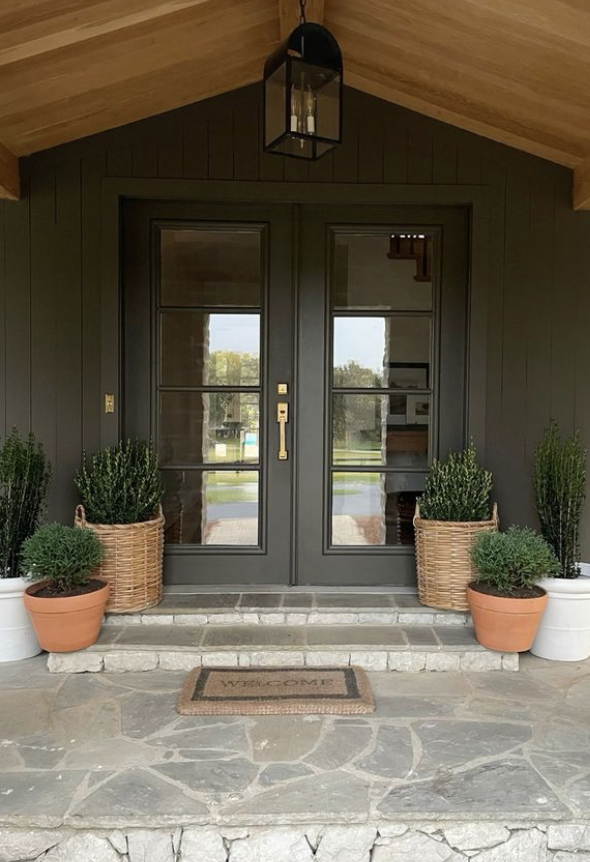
(289, 58), (340, 144)
(264, 63), (287, 148)
(317, 74), (341, 142)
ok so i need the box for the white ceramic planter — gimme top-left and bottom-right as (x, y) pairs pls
(0, 577), (41, 662)
(531, 564), (590, 661)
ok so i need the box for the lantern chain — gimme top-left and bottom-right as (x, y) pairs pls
(299, 0), (307, 25)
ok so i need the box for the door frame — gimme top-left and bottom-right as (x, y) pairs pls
(101, 178), (497, 583)
(295, 204), (470, 585)
(122, 200), (296, 584)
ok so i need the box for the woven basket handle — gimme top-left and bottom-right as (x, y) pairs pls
(75, 504), (87, 526)
(413, 502), (421, 527)
(491, 502), (499, 528)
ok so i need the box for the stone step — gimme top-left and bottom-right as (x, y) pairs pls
(48, 622), (518, 674)
(105, 591), (471, 627)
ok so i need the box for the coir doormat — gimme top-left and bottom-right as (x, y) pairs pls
(177, 666), (375, 715)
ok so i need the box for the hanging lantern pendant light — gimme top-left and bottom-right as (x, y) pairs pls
(263, 0), (343, 160)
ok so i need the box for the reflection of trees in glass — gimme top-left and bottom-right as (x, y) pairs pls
(334, 361), (381, 389)
(333, 362), (382, 451)
(208, 350), (259, 386)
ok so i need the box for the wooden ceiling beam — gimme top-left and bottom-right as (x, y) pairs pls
(278, 0), (324, 39)
(574, 155), (590, 210)
(0, 0), (216, 66)
(0, 141), (19, 200)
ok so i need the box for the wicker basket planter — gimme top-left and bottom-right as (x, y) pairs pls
(413, 503), (499, 611)
(75, 505), (164, 613)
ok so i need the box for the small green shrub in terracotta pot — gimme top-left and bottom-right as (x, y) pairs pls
(468, 527), (558, 652)
(23, 524), (107, 653)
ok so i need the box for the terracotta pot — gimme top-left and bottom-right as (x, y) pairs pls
(24, 580), (109, 652)
(467, 584), (547, 652)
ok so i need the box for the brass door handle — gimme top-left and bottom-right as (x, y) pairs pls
(277, 402), (289, 461)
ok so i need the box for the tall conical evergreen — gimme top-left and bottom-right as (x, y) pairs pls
(534, 421), (586, 579)
(0, 429), (51, 577)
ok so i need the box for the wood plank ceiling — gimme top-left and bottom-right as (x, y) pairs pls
(1, 0), (590, 206)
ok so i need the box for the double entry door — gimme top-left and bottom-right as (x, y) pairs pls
(123, 200), (468, 586)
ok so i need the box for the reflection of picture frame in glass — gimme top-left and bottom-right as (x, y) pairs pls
(406, 395), (430, 425)
(387, 393), (407, 426)
(388, 362), (429, 389)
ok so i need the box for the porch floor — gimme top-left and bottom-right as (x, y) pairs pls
(1, 654), (590, 833)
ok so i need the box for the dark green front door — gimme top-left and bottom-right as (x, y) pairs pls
(296, 205), (468, 585)
(123, 201), (468, 586)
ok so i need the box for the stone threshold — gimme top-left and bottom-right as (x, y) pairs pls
(1, 822), (588, 861)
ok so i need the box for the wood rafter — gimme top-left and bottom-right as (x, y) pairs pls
(0, 140), (19, 200)
(278, 0), (324, 39)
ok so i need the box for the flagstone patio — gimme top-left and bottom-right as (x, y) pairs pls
(1, 653), (590, 859)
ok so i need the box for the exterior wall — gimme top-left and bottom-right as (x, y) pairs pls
(0, 84), (589, 554)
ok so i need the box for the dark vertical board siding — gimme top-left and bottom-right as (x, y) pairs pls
(332, 88), (358, 183)
(408, 129), (433, 184)
(2, 84), (590, 558)
(457, 141), (483, 186)
(551, 180), (578, 433)
(233, 95), (260, 181)
(383, 125), (409, 184)
(157, 114), (184, 178)
(432, 128), (457, 185)
(358, 97), (383, 184)
(481, 159), (507, 481)
(182, 107), (209, 179)
(574, 207), (590, 554)
(498, 167), (531, 526)
(29, 165), (58, 512)
(308, 149), (334, 183)
(524, 177), (554, 467)
(3, 192), (31, 434)
(105, 135), (134, 177)
(54, 159), (83, 520)
(0, 202), (5, 437)
(132, 134), (158, 178)
(207, 98), (235, 180)
(81, 152), (106, 455)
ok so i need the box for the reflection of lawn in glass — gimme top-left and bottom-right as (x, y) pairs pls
(333, 447), (381, 464)
(333, 472), (380, 496)
(206, 471), (258, 504)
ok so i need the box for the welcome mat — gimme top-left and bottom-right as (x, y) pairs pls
(177, 666), (375, 715)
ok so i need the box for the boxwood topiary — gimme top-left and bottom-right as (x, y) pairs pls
(418, 443), (493, 522)
(22, 524), (103, 594)
(76, 439), (163, 525)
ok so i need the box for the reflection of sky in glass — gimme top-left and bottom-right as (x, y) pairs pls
(209, 314), (260, 355)
(334, 318), (384, 370)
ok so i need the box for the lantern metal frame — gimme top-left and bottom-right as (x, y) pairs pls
(263, 21), (343, 160)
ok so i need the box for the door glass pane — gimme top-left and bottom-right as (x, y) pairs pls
(161, 228), (262, 307)
(163, 470), (259, 546)
(161, 312), (260, 386)
(333, 394), (430, 467)
(333, 317), (431, 388)
(159, 392), (259, 465)
(331, 472), (425, 546)
(333, 233), (433, 310)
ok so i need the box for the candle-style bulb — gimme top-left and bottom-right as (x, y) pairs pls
(290, 85), (302, 133)
(304, 86), (316, 134)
